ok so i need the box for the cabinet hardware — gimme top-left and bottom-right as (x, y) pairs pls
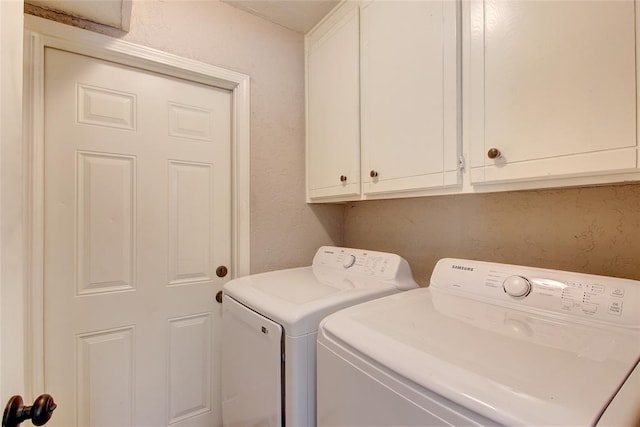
(487, 148), (502, 159)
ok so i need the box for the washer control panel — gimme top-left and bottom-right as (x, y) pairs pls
(431, 258), (640, 327)
(312, 246), (418, 290)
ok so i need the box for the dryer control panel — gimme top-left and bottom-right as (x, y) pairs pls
(431, 258), (640, 327)
(312, 246), (418, 290)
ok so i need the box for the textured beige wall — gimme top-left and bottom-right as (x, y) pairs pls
(120, 1), (344, 273)
(345, 183), (640, 285)
(28, 1), (640, 283)
(28, 0), (344, 273)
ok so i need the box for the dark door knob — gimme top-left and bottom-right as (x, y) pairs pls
(216, 266), (228, 278)
(3, 394), (57, 427)
(487, 148), (502, 159)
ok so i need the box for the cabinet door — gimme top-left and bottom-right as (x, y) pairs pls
(470, 0), (638, 184)
(306, 5), (361, 201)
(361, 0), (460, 196)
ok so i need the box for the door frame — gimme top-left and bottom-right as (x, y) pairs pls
(23, 14), (251, 397)
(1, 0), (26, 402)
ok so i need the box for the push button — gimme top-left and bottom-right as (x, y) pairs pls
(610, 287), (625, 298)
(608, 300), (623, 316)
(589, 284), (605, 294)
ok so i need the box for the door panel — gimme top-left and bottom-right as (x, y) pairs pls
(167, 313), (213, 424)
(168, 161), (214, 285)
(76, 152), (135, 295)
(76, 327), (135, 427)
(43, 47), (231, 426)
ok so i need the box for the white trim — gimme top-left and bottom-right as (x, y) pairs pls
(1, 0), (26, 400)
(23, 14), (250, 396)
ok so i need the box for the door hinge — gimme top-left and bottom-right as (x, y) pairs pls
(458, 155), (466, 171)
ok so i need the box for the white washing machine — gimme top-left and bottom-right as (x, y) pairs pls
(317, 258), (640, 426)
(221, 246), (418, 427)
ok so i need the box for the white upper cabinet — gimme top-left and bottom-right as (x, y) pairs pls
(361, 0), (460, 195)
(306, 4), (361, 201)
(306, 0), (461, 202)
(469, 0), (639, 184)
(306, 0), (639, 202)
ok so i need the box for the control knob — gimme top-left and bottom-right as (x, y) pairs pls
(342, 254), (356, 269)
(503, 275), (532, 298)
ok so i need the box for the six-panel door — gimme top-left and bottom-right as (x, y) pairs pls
(44, 47), (231, 426)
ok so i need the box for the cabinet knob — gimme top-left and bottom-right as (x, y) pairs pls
(369, 170), (379, 178)
(339, 175), (347, 182)
(487, 148), (502, 159)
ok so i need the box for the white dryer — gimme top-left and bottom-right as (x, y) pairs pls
(317, 258), (640, 426)
(221, 246), (418, 427)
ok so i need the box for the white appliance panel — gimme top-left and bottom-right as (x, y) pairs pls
(317, 339), (495, 427)
(222, 296), (282, 427)
(224, 246), (417, 337)
(320, 289), (639, 426)
(598, 363), (640, 426)
(430, 258), (640, 327)
(317, 258), (640, 426)
(222, 246), (418, 427)
(283, 333), (316, 427)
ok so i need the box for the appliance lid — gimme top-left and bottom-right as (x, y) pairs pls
(319, 288), (640, 426)
(223, 266), (401, 336)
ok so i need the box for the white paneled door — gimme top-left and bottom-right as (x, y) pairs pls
(43, 48), (231, 427)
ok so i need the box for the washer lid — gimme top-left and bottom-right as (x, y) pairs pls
(320, 288), (640, 426)
(223, 266), (400, 336)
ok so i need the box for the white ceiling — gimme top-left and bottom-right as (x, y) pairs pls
(221, 0), (339, 33)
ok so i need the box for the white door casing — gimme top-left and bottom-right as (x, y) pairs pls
(1, 0), (26, 402)
(24, 14), (250, 424)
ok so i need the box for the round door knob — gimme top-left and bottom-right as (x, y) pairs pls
(369, 170), (379, 178)
(503, 275), (532, 298)
(487, 148), (502, 159)
(339, 175), (347, 182)
(216, 266), (228, 278)
(31, 395), (57, 426)
(3, 394), (57, 427)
